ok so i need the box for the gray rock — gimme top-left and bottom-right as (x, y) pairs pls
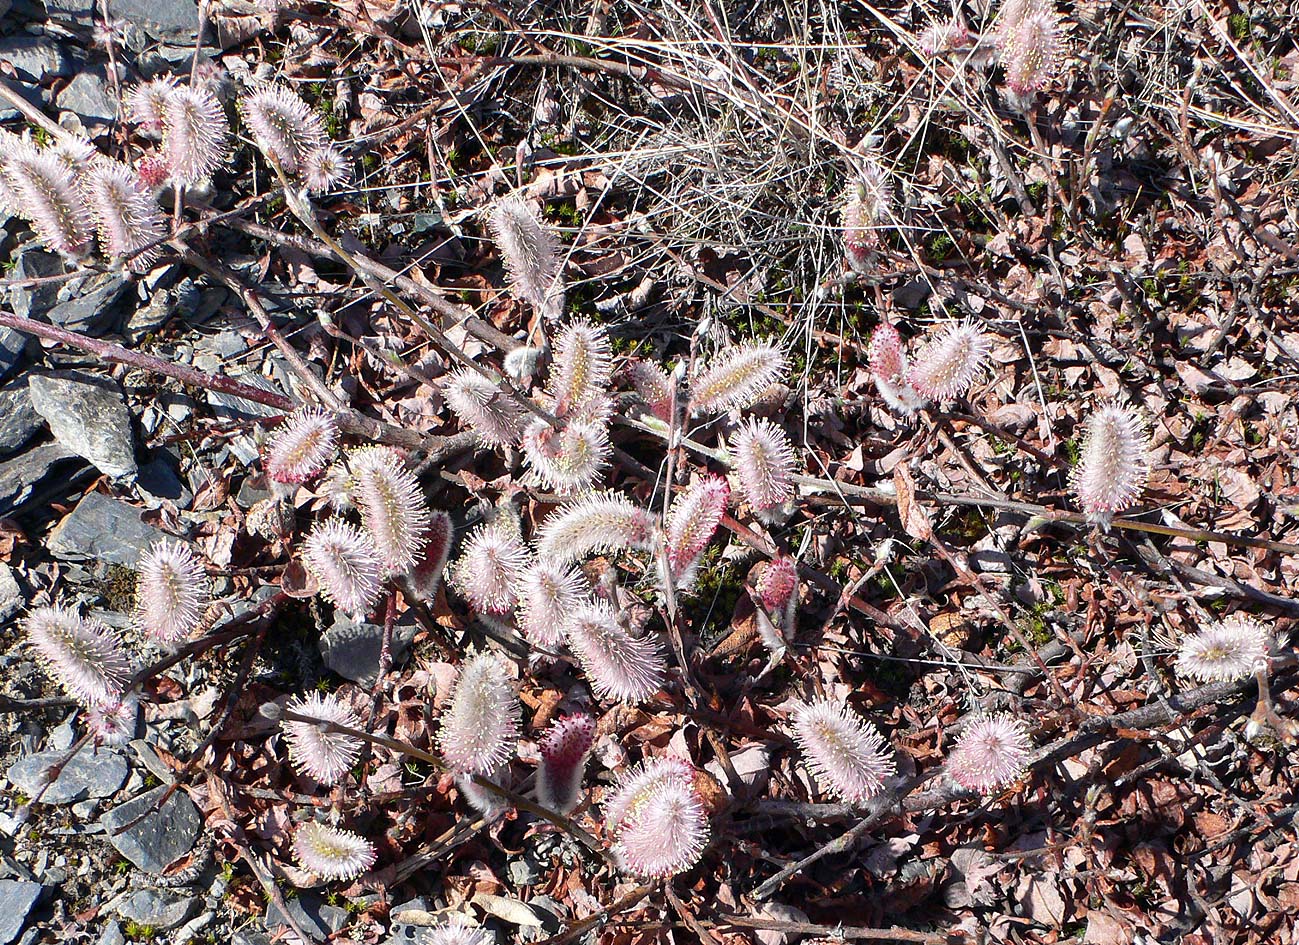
(108, 888), (198, 930)
(43, 0), (94, 27)
(28, 371), (137, 480)
(266, 895), (348, 940)
(6, 250), (64, 322)
(0, 380), (43, 457)
(47, 492), (169, 566)
(106, 0), (200, 39)
(320, 612), (418, 687)
(0, 0), (10, 21)
(0, 38), (72, 84)
(0, 564), (21, 626)
(231, 930), (272, 945)
(0, 881), (42, 945)
(96, 921), (126, 945)
(100, 786), (201, 875)
(56, 68), (117, 125)
(0, 79), (47, 125)
(7, 750), (128, 805)
(0, 443), (80, 515)
(138, 455), (192, 506)
(48, 272), (130, 334)
(0, 327), (29, 382)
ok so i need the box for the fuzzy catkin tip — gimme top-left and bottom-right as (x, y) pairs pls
(1070, 401), (1151, 526)
(563, 600), (665, 704)
(689, 342), (786, 415)
(517, 560), (587, 648)
(545, 320), (612, 420)
(521, 417), (611, 494)
(25, 605), (132, 707)
(905, 319), (992, 403)
(443, 368), (527, 450)
(537, 714), (596, 814)
(438, 651), (520, 776)
(450, 522), (530, 615)
(947, 713), (1032, 793)
(266, 408), (339, 484)
(292, 822), (376, 881)
(81, 160), (165, 271)
(604, 756), (710, 877)
(281, 691), (364, 785)
(791, 697), (896, 805)
(239, 84), (328, 176)
(665, 475), (730, 587)
(347, 446), (432, 576)
(161, 84), (230, 185)
(536, 492), (656, 565)
(730, 417), (796, 513)
(487, 194), (564, 318)
(1176, 614), (1270, 683)
(300, 518), (384, 618)
(133, 539), (211, 645)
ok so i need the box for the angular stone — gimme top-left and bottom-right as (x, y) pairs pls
(108, 888), (198, 930)
(7, 749), (128, 805)
(43, 0), (94, 27)
(106, 0), (200, 39)
(56, 68), (117, 124)
(0, 79), (47, 125)
(0, 881), (42, 945)
(7, 250), (65, 322)
(0, 326), (29, 382)
(48, 272), (130, 334)
(0, 380), (42, 457)
(0, 443), (80, 516)
(100, 786), (201, 875)
(0, 38), (72, 84)
(320, 612), (418, 687)
(47, 492), (169, 567)
(265, 895), (348, 940)
(0, 563), (20, 625)
(29, 371), (137, 480)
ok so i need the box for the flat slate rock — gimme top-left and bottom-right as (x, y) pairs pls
(0, 881), (42, 945)
(320, 612), (418, 687)
(0, 326), (29, 383)
(56, 67), (116, 124)
(0, 380), (42, 457)
(28, 371), (137, 480)
(107, 0), (200, 39)
(0, 38), (72, 84)
(108, 888), (198, 930)
(0, 563), (21, 626)
(100, 785), (201, 875)
(266, 895), (348, 940)
(47, 492), (169, 567)
(0, 443), (80, 516)
(6, 749), (128, 805)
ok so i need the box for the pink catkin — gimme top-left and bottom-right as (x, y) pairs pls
(604, 756), (709, 877)
(665, 475), (730, 583)
(537, 714), (596, 813)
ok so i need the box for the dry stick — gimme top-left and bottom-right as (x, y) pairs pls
(264, 164), (559, 434)
(174, 243), (345, 411)
(616, 415), (1299, 557)
(0, 312), (465, 457)
(713, 916), (949, 944)
(206, 771), (318, 945)
(224, 217), (521, 353)
(533, 883), (658, 945)
(276, 708), (612, 864)
(0, 311), (295, 410)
